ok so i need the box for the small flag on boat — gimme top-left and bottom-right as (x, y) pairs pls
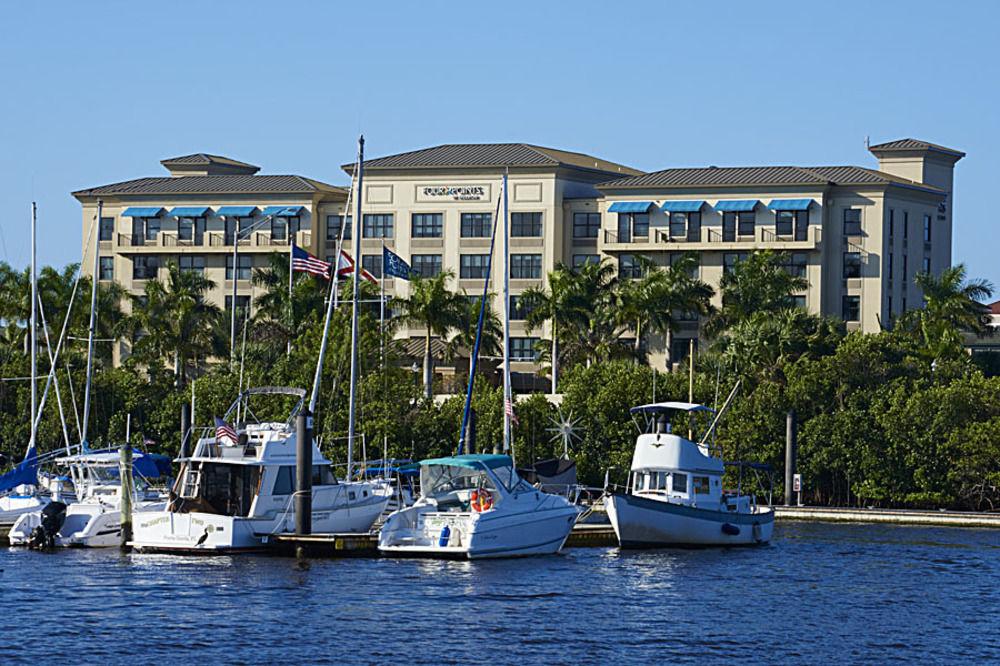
(505, 397), (519, 426)
(291, 243), (332, 279)
(336, 249), (378, 284)
(383, 246), (411, 280)
(214, 417), (238, 445)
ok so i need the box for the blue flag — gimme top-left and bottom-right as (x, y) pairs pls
(383, 246), (411, 280)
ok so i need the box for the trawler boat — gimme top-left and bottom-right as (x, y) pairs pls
(605, 402), (774, 547)
(131, 387), (390, 553)
(378, 454), (580, 559)
(8, 449), (171, 548)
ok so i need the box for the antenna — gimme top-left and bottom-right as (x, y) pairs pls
(864, 135), (870, 150)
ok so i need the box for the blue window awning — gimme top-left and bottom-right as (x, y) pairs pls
(217, 206), (259, 217)
(263, 205), (305, 217)
(121, 207), (165, 217)
(714, 200), (759, 212)
(608, 201), (654, 214)
(767, 199), (813, 211)
(660, 200), (705, 213)
(168, 206), (212, 218)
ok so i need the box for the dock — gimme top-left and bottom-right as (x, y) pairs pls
(774, 505), (1000, 529)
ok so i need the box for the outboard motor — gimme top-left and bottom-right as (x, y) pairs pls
(29, 501), (67, 550)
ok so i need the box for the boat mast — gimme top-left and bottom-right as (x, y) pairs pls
(81, 199), (102, 447)
(29, 202), (37, 453)
(346, 135), (364, 480)
(502, 169), (512, 459)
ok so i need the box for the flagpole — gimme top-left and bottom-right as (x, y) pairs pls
(287, 238), (294, 356)
(346, 134), (364, 482)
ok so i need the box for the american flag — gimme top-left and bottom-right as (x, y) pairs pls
(505, 397), (519, 426)
(336, 249), (378, 284)
(215, 417), (238, 444)
(291, 244), (331, 279)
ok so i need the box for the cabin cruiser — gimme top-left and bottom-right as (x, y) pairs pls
(378, 454), (580, 559)
(131, 387), (391, 553)
(8, 449), (171, 548)
(605, 402), (774, 547)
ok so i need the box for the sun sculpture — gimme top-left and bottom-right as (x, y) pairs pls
(546, 407), (584, 459)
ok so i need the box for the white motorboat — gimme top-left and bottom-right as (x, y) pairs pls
(9, 450), (170, 548)
(605, 401), (774, 547)
(130, 387), (390, 553)
(378, 454), (579, 559)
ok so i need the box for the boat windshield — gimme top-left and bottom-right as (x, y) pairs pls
(421, 464), (496, 497)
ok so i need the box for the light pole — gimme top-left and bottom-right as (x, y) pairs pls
(228, 214), (277, 366)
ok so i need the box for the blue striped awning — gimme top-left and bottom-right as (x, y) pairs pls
(767, 199), (813, 211)
(713, 200), (759, 212)
(168, 206), (212, 218)
(263, 205), (305, 216)
(217, 206), (258, 217)
(608, 201), (654, 213)
(121, 207), (165, 217)
(660, 200), (705, 213)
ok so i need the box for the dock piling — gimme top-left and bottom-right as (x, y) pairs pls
(119, 442), (133, 549)
(180, 402), (191, 459)
(295, 407), (313, 536)
(784, 409), (798, 506)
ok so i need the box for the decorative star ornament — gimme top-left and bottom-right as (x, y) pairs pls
(546, 407), (584, 458)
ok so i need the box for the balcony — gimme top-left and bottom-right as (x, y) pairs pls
(600, 225), (822, 252)
(115, 231), (312, 252)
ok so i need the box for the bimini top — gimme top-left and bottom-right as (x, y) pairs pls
(630, 401), (715, 415)
(420, 454), (512, 471)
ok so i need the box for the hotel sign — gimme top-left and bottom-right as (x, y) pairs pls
(417, 184), (491, 202)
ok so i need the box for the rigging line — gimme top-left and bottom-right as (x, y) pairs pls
(38, 294), (72, 453)
(66, 365), (82, 443)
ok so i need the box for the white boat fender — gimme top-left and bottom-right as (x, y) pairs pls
(721, 523), (740, 536)
(752, 522), (762, 543)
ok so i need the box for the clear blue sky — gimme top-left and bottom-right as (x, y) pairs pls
(1, 1), (997, 289)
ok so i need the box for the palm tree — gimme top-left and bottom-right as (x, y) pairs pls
(901, 264), (994, 361)
(123, 261), (223, 385)
(521, 262), (583, 391)
(395, 270), (466, 397)
(706, 250), (808, 338)
(718, 308), (842, 382)
(447, 292), (503, 374)
(251, 252), (328, 350)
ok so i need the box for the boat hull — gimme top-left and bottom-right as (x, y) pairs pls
(0, 493), (50, 524)
(9, 501), (166, 548)
(605, 492), (774, 547)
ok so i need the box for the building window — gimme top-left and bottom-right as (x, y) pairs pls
(573, 212), (601, 239)
(226, 255), (252, 280)
(411, 254), (442, 277)
(902, 296), (907, 312)
(226, 217), (255, 244)
(511, 212), (542, 237)
(669, 252), (699, 278)
(270, 217), (288, 241)
(511, 254), (542, 279)
(460, 254), (490, 279)
(617, 213), (649, 242)
(133, 217), (160, 243)
(923, 214), (932, 243)
(723, 252), (747, 274)
(461, 213), (492, 238)
(363, 214), (393, 239)
(326, 215), (352, 241)
(843, 252), (862, 279)
(572, 254), (600, 269)
(619, 254), (644, 280)
(668, 212), (701, 241)
(789, 295), (806, 310)
(738, 211), (755, 236)
(903, 211), (909, 239)
(179, 256), (205, 275)
(411, 213), (443, 238)
(887, 253), (894, 282)
(887, 296), (893, 316)
(902, 255), (908, 279)
(843, 209), (862, 236)
(132, 256), (159, 280)
(99, 217), (114, 242)
(922, 256), (931, 273)
(782, 252), (808, 278)
(509, 337), (540, 361)
(670, 337), (697, 363)
(362, 254), (382, 279)
(98, 256), (113, 281)
(509, 295), (534, 321)
(225, 295), (250, 313)
(775, 210), (808, 239)
(842, 295), (860, 322)
(888, 209), (895, 237)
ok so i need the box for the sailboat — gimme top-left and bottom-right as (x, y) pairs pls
(130, 136), (390, 553)
(378, 170), (580, 558)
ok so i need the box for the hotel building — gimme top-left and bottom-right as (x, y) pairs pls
(75, 138), (963, 381)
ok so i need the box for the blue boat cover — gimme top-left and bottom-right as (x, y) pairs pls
(168, 206), (212, 217)
(714, 200), (759, 212)
(122, 207), (165, 217)
(660, 200), (705, 213)
(217, 206), (258, 217)
(767, 199), (813, 211)
(263, 205), (305, 216)
(0, 447), (38, 493)
(420, 453), (512, 470)
(608, 201), (654, 214)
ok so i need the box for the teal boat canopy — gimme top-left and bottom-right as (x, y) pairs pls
(608, 201), (655, 214)
(767, 198), (813, 211)
(121, 207), (165, 217)
(168, 206), (212, 217)
(420, 454), (513, 471)
(217, 206), (259, 217)
(714, 199), (759, 212)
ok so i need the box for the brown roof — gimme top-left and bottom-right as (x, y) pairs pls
(868, 138), (965, 158)
(597, 164), (943, 194)
(160, 153), (260, 169)
(345, 143), (641, 177)
(73, 174), (345, 198)
(989, 300), (1000, 315)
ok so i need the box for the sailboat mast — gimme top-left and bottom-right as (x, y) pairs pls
(29, 202), (37, 451)
(346, 135), (364, 479)
(502, 169), (512, 456)
(81, 199), (102, 446)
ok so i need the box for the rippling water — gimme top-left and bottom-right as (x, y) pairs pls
(1, 522), (998, 664)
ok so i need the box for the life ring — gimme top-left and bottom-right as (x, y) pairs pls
(471, 490), (493, 512)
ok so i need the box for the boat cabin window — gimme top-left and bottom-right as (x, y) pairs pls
(421, 465), (499, 498)
(198, 463), (262, 517)
(693, 476), (711, 495)
(273, 465), (337, 494)
(671, 473), (688, 494)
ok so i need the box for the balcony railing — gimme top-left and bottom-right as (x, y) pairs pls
(115, 230), (312, 250)
(603, 226), (820, 246)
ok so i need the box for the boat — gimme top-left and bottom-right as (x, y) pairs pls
(604, 400), (775, 547)
(130, 387), (390, 553)
(379, 168), (580, 559)
(8, 449), (171, 548)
